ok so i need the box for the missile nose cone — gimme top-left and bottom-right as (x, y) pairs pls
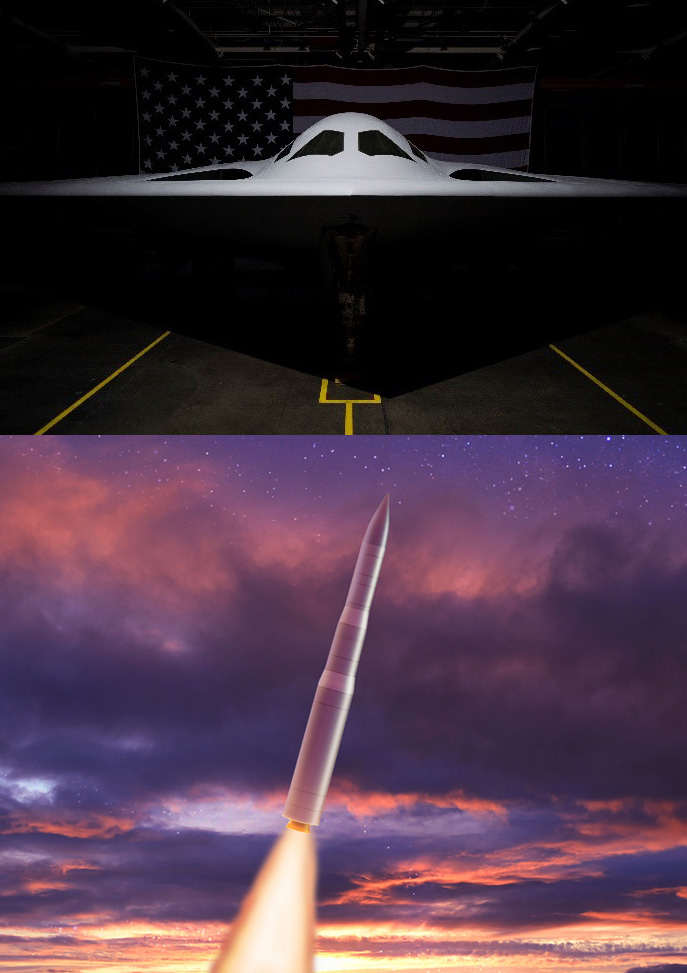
(363, 494), (390, 550)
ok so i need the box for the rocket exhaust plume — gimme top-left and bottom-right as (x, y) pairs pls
(210, 497), (389, 973)
(210, 827), (317, 973)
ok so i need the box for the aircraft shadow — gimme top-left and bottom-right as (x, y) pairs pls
(8, 228), (682, 399)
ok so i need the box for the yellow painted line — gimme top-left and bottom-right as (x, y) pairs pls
(319, 378), (382, 435)
(549, 344), (668, 435)
(34, 330), (171, 435)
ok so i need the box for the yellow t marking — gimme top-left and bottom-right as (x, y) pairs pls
(319, 379), (382, 435)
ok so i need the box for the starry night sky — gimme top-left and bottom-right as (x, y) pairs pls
(0, 435), (686, 973)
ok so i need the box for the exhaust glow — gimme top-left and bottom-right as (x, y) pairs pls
(210, 826), (317, 973)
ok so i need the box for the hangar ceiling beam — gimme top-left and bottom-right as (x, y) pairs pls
(336, 0), (354, 62)
(1, 9), (122, 75)
(495, 0), (571, 63)
(156, 0), (220, 61)
(2, 10), (86, 61)
(357, 0), (369, 59)
(594, 23), (687, 77)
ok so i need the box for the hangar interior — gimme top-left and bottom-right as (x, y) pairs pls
(1, 0), (686, 434)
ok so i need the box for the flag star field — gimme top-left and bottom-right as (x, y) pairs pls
(136, 59), (294, 171)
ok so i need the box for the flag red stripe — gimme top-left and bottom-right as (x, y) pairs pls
(411, 132), (531, 155)
(294, 99), (534, 123)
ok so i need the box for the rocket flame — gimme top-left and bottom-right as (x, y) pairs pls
(210, 826), (317, 973)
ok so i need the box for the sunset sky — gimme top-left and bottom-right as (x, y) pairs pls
(0, 434), (686, 973)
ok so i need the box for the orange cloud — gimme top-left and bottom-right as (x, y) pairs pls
(320, 796), (687, 911)
(1, 811), (136, 838)
(562, 799), (687, 857)
(20, 877), (73, 893)
(581, 910), (687, 928)
(628, 885), (687, 900)
(328, 781), (508, 819)
(331, 853), (605, 908)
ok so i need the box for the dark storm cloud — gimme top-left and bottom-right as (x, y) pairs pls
(626, 967), (687, 972)
(0, 538), (353, 808)
(0, 826), (298, 925)
(350, 517), (687, 804)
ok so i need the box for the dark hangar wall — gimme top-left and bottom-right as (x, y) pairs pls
(533, 82), (687, 182)
(0, 80), (138, 180)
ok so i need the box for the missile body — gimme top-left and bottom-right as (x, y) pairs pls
(283, 495), (390, 830)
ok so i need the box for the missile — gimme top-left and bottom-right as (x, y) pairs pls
(283, 494), (390, 833)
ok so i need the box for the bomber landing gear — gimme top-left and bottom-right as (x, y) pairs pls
(320, 220), (376, 380)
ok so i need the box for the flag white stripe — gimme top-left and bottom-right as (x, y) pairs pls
(293, 115), (532, 139)
(293, 81), (535, 107)
(428, 150), (531, 168)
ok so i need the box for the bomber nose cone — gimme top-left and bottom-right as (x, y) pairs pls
(363, 493), (390, 550)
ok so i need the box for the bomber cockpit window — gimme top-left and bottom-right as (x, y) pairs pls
(408, 141), (428, 162)
(358, 130), (414, 160)
(274, 140), (294, 161)
(289, 130), (344, 160)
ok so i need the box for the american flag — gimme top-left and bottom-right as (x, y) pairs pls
(134, 58), (536, 174)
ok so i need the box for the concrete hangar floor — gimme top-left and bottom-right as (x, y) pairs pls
(0, 227), (685, 435)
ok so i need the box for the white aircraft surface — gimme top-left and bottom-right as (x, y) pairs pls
(2, 112), (685, 252)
